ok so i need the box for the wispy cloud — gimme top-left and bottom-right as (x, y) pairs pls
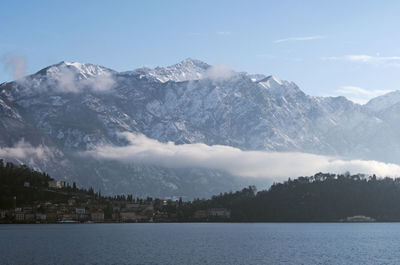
(203, 64), (233, 81)
(0, 140), (53, 161)
(83, 132), (400, 182)
(257, 54), (303, 62)
(1, 54), (27, 81)
(322, 54), (400, 67)
(257, 54), (277, 59)
(274, 35), (325, 43)
(216, 31), (231, 36)
(332, 86), (392, 104)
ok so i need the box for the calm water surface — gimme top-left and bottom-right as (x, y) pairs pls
(0, 223), (399, 264)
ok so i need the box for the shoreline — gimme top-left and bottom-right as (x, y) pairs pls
(0, 220), (389, 224)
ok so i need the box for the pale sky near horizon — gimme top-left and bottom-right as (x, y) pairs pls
(1, 0), (400, 104)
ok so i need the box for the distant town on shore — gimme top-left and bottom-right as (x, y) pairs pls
(3, 160), (400, 223)
(1, 160), (231, 224)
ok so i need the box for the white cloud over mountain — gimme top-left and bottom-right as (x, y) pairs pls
(203, 64), (233, 81)
(84, 132), (400, 181)
(0, 140), (53, 161)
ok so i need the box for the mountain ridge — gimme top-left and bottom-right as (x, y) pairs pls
(1, 58), (399, 198)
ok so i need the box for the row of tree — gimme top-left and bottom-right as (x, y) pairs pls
(3, 160), (400, 221)
(184, 173), (400, 221)
(0, 161), (160, 210)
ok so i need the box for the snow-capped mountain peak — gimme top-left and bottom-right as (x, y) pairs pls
(40, 61), (114, 80)
(123, 58), (210, 83)
(0, 61), (117, 99)
(173, 57), (210, 70)
(258, 75), (302, 96)
(265, 75), (283, 85)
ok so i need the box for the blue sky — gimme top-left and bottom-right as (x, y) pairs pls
(1, 0), (400, 103)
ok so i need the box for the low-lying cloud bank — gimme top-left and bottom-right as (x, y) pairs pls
(84, 132), (400, 181)
(0, 140), (53, 161)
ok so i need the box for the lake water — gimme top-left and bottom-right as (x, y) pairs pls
(0, 223), (399, 264)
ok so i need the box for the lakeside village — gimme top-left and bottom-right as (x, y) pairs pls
(0, 161), (232, 224)
(0, 179), (232, 224)
(0, 161), (383, 223)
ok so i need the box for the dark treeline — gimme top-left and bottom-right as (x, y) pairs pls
(0, 160), (101, 209)
(0, 160), (156, 209)
(0, 160), (57, 208)
(3, 161), (400, 221)
(187, 173), (400, 221)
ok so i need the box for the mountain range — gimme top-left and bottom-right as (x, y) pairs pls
(1, 58), (399, 198)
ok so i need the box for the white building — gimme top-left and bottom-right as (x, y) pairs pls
(48, 180), (66, 189)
